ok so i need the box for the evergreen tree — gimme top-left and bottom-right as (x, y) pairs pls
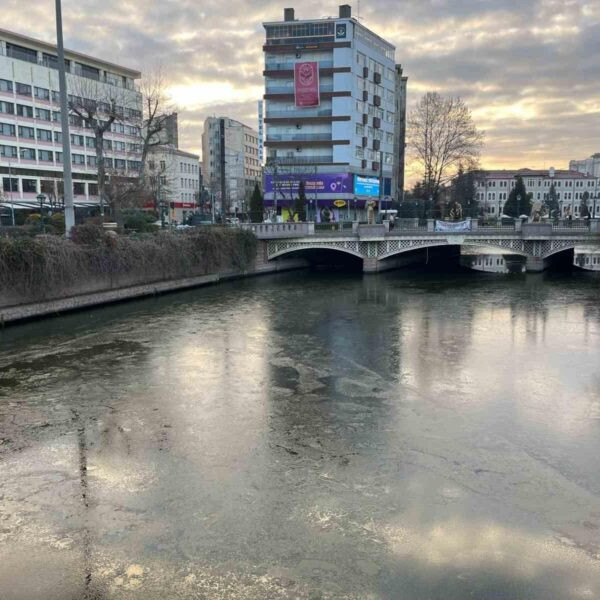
(581, 191), (590, 218)
(504, 175), (532, 217)
(293, 181), (307, 221)
(544, 183), (559, 218)
(451, 166), (478, 218)
(249, 183), (264, 223)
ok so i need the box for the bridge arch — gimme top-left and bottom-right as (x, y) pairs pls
(377, 238), (529, 262)
(268, 243), (364, 261)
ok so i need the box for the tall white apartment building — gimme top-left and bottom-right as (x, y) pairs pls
(0, 28), (142, 217)
(474, 168), (600, 218)
(147, 148), (200, 224)
(201, 116), (261, 215)
(570, 154), (600, 178)
(262, 5), (406, 220)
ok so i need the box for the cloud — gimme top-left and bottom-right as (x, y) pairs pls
(4, 0), (599, 178)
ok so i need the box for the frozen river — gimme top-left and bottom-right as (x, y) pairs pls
(1, 269), (599, 599)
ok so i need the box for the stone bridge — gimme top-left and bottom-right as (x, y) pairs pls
(242, 219), (600, 273)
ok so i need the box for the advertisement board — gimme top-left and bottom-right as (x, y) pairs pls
(265, 173), (352, 196)
(294, 62), (320, 108)
(354, 175), (380, 197)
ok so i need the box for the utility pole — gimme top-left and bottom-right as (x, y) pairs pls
(55, 0), (75, 236)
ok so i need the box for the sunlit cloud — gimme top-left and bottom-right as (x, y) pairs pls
(1, 0), (598, 177)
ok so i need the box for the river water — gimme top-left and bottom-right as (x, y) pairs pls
(1, 269), (599, 599)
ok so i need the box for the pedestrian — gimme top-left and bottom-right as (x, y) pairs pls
(389, 213), (395, 230)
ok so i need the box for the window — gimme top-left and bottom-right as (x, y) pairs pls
(73, 182), (85, 195)
(34, 87), (50, 101)
(85, 137), (95, 149)
(71, 134), (84, 146)
(3, 177), (18, 192)
(20, 147), (36, 160)
(52, 111), (60, 122)
(38, 149), (53, 162)
(114, 140), (126, 152)
(356, 123), (364, 136)
(111, 122), (125, 134)
(114, 159), (126, 170)
(103, 139), (112, 150)
(0, 123), (15, 137)
(35, 107), (51, 121)
(356, 146), (364, 159)
(16, 104), (34, 118)
(18, 126), (35, 139)
(51, 91), (60, 103)
(89, 183), (98, 196)
(15, 83), (32, 96)
(87, 155), (97, 167)
(127, 160), (141, 171)
(0, 145), (17, 159)
(72, 153), (85, 165)
(0, 101), (15, 115)
(37, 128), (52, 142)
(53, 131), (63, 144)
(22, 179), (37, 193)
(160, 160), (166, 170)
(0, 79), (12, 93)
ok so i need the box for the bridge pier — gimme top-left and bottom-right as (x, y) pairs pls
(526, 256), (546, 272)
(363, 251), (427, 273)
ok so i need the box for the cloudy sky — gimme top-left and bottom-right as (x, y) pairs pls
(6, 0), (600, 182)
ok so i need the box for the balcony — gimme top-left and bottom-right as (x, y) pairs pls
(265, 84), (334, 94)
(265, 108), (333, 119)
(265, 60), (334, 71)
(267, 155), (334, 165)
(266, 133), (332, 142)
(0, 46), (140, 92)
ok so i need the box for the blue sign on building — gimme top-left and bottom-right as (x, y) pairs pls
(354, 175), (380, 197)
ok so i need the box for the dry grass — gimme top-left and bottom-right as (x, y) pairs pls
(0, 226), (257, 300)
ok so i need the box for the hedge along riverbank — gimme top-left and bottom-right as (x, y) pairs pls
(0, 225), (258, 304)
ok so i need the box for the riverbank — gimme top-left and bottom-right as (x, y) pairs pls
(0, 226), (307, 325)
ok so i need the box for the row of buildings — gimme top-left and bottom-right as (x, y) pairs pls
(473, 167), (600, 218)
(0, 12), (598, 225)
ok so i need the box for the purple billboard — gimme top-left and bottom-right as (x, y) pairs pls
(265, 173), (353, 197)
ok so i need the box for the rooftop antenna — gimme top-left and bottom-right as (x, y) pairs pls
(357, 0), (363, 20)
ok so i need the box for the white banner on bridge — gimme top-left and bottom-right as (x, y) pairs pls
(435, 220), (472, 232)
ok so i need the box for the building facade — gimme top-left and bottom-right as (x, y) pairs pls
(570, 154), (600, 178)
(201, 116), (261, 215)
(262, 4), (406, 221)
(473, 168), (600, 218)
(0, 28), (142, 218)
(147, 147), (200, 224)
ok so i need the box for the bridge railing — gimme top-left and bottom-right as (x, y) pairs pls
(241, 222), (313, 238)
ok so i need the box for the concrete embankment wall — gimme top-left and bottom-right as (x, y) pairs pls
(0, 241), (307, 325)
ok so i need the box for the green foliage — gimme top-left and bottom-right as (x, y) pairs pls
(122, 209), (158, 232)
(504, 176), (532, 217)
(450, 166), (478, 218)
(581, 192), (590, 217)
(249, 183), (264, 223)
(50, 213), (65, 234)
(0, 228), (258, 300)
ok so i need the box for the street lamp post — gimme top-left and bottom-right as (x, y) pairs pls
(55, 0), (75, 236)
(517, 194), (522, 218)
(37, 193), (45, 233)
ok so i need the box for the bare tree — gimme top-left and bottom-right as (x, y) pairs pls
(138, 67), (177, 187)
(68, 78), (140, 217)
(408, 92), (484, 204)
